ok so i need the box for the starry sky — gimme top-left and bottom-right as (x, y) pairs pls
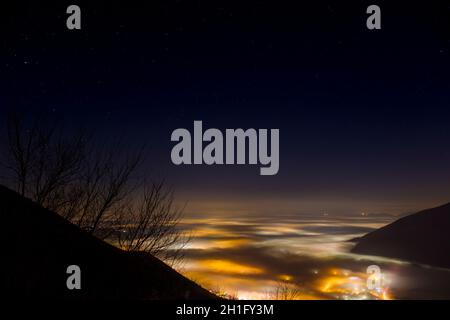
(1, 0), (450, 216)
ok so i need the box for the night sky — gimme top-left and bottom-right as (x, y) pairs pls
(1, 1), (450, 216)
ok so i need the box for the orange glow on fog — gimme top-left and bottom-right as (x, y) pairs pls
(197, 259), (264, 276)
(277, 274), (294, 281)
(381, 290), (392, 300)
(210, 238), (251, 249)
(190, 227), (236, 238)
(320, 276), (354, 293)
(315, 268), (392, 300)
(185, 238), (251, 250)
(177, 216), (399, 300)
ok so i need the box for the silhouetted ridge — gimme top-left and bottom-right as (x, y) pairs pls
(2, 185), (215, 299)
(352, 202), (450, 269)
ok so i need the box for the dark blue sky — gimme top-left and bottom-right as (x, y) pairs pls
(1, 0), (450, 215)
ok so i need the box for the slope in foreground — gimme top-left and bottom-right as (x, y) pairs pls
(1, 185), (215, 299)
(352, 203), (450, 269)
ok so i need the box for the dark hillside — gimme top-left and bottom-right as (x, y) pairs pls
(1, 185), (215, 299)
(352, 203), (450, 269)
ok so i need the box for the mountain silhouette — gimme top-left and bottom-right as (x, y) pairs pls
(2, 185), (215, 299)
(352, 202), (450, 269)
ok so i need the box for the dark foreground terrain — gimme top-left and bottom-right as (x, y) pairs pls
(352, 203), (450, 269)
(2, 185), (215, 299)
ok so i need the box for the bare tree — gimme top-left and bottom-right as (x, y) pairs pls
(1, 111), (188, 263)
(4, 112), (36, 196)
(117, 182), (189, 265)
(3, 112), (86, 209)
(267, 280), (302, 300)
(61, 147), (142, 238)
